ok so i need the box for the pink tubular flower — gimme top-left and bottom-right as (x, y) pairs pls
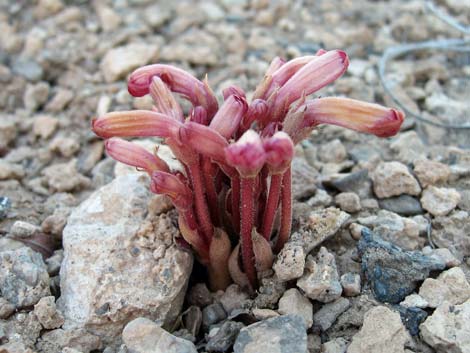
(127, 64), (218, 118)
(301, 97), (405, 137)
(149, 76), (184, 121)
(264, 131), (295, 174)
(150, 171), (192, 211)
(225, 130), (266, 178)
(104, 138), (170, 174)
(92, 110), (182, 139)
(179, 122), (229, 162)
(274, 50), (349, 111)
(209, 95), (248, 139)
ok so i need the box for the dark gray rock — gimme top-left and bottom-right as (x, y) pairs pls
(378, 195), (423, 216)
(313, 297), (350, 332)
(326, 169), (372, 199)
(206, 321), (244, 352)
(291, 158), (318, 200)
(358, 228), (445, 304)
(202, 303), (227, 330)
(233, 315), (307, 353)
(396, 305), (427, 336)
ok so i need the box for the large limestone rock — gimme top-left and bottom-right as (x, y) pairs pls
(58, 174), (193, 344)
(347, 306), (411, 353)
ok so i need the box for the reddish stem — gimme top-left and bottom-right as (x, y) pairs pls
(202, 158), (220, 226)
(260, 173), (283, 240)
(231, 175), (241, 234)
(274, 167), (292, 253)
(240, 177), (257, 288)
(188, 162), (213, 242)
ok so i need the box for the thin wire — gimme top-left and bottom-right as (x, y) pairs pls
(378, 2), (470, 129)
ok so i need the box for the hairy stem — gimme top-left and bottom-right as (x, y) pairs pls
(240, 177), (257, 288)
(260, 173), (283, 240)
(231, 175), (241, 234)
(202, 158), (220, 226)
(274, 167), (292, 253)
(188, 162), (213, 242)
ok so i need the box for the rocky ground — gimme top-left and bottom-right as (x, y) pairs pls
(1, 0), (470, 352)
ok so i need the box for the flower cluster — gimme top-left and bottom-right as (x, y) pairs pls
(92, 49), (404, 291)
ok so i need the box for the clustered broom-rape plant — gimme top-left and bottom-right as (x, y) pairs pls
(92, 49), (404, 291)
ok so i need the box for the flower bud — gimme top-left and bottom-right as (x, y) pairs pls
(225, 130), (266, 178)
(189, 106), (209, 125)
(150, 171), (192, 211)
(179, 122), (229, 162)
(241, 99), (269, 131)
(263, 131), (294, 174)
(222, 85), (246, 100)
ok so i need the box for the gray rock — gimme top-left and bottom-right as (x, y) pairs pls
(292, 207), (350, 254)
(0, 297), (15, 319)
(358, 210), (422, 250)
(297, 247), (342, 303)
(418, 267), (470, 308)
(122, 317), (197, 353)
(23, 82), (50, 112)
(390, 131), (426, 164)
(371, 162), (421, 198)
(36, 328), (102, 353)
(358, 228), (445, 304)
(188, 283), (213, 307)
(327, 169), (372, 199)
(291, 158), (319, 200)
(322, 337), (348, 353)
(253, 276), (286, 309)
(347, 306), (411, 353)
(219, 284), (250, 315)
(313, 297), (350, 332)
(432, 211), (470, 258)
(233, 315), (307, 353)
(101, 43), (159, 83)
(318, 139), (347, 163)
(0, 196), (12, 220)
(273, 242), (305, 282)
(421, 186), (461, 217)
(10, 220), (40, 238)
(206, 320), (244, 352)
(0, 247), (50, 309)
(420, 300), (470, 353)
(34, 296), (64, 329)
(58, 174), (193, 345)
(306, 189), (333, 208)
(340, 273), (361, 297)
(400, 294), (428, 309)
(278, 288), (313, 329)
(11, 59), (44, 82)
(202, 303), (227, 330)
(0, 311), (42, 349)
(378, 195), (423, 216)
(335, 192), (362, 213)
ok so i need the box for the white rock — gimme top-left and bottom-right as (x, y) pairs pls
(319, 139), (347, 163)
(33, 115), (58, 139)
(58, 174), (193, 345)
(421, 186), (461, 217)
(418, 267), (470, 308)
(297, 247), (342, 303)
(335, 192), (361, 213)
(371, 162), (421, 198)
(278, 288), (313, 329)
(347, 306), (411, 353)
(340, 273), (361, 297)
(414, 159), (450, 188)
(122, 317), (197, 353)
(422, 247), (462, 268)
(273, 242), (305, 282)
(34, 296), (65, 329)
(420, 300), (470, 353)
(400, 294), (429, 308)
(101, 43), (159, 82)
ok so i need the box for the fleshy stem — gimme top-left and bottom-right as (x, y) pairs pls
(231, 176), (241, 234)
(274, 167), (292, 253)
(240, 177), (257, 288)
(202, 158), (220, 226)
(188, 161), (214, 242)
(260, 173), (283, 240)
